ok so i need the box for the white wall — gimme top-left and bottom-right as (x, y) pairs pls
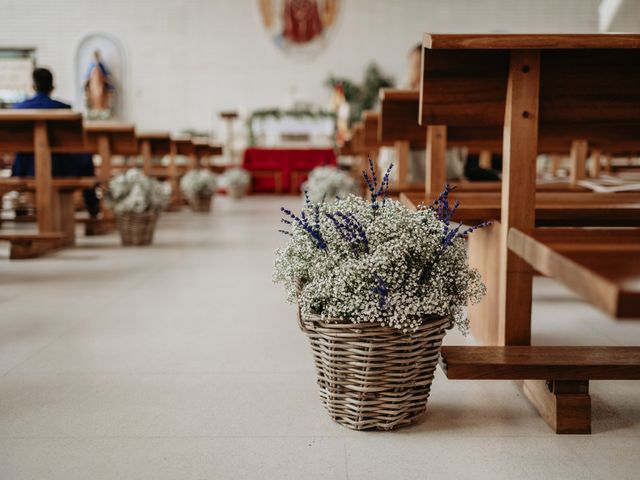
(0, 0), (600, 136)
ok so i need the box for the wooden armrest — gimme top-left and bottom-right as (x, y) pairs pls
(508, 227), (640, 318)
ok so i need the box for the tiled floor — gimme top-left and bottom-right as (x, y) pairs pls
(1, 196), (639, 479)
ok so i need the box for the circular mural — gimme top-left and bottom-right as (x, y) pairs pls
(258, 0), (340, 59)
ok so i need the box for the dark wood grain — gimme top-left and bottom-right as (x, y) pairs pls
(423, 34), (640, 50)
(440, 346), (640, 380)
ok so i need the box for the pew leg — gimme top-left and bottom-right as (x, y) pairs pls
(9, 239), (58, 259)
(468, 222), (501, 345)
(522, 380), (591, 434)
(54, 191), (76, 246)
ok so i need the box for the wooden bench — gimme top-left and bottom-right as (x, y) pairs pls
(0, 110), (95, 258)
(440, 346), (640, 434)
(379, 88), (617, 194)
(413, 33), (640, 434)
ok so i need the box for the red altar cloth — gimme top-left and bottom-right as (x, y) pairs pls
(242, 147), (337, 193)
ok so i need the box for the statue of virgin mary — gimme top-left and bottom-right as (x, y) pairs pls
(84, 50), (115, 119)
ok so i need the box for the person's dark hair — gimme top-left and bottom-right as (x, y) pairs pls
(33, 68), (54, 93)
(409, 42), (421, 56)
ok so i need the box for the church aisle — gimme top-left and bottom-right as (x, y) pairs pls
(1, 197), (639, 479)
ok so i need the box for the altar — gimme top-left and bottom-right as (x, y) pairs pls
(242, 147), (336, 193)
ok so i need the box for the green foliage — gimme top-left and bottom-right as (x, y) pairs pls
(325, 62), (395, 124)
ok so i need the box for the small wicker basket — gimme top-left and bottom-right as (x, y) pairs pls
(227, 184), (248, 199)
(298, 307), (451, 431)
(116, 211), (158, 246)
(189, 193), (213, 212)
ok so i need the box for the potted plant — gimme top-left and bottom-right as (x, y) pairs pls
(274, 161), (488, 431)
(180, 170), (218, 212)
(222, 167), (251, 199)
(108, 169), (170, 246)
(301, 165), (358, 203)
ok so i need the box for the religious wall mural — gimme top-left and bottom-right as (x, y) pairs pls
(258, 0), (340, 58)
(75, 33), (125, 119)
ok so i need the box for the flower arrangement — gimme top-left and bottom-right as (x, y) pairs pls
(274, 161), (488, 334)
(222, 167), (251, 199)
(108, 168), (171, 214)
(301, 165), (358, 203)
(180, 170), (218, 200)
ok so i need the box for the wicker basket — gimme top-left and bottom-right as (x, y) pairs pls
(298, 308), (451, 431)
(227, 184), (248, 199)
(116, 211), (158, 246)
(189, 193), (213, 212)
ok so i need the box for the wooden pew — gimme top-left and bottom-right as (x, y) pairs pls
(380, 88), (607, 194)
(194, 142), (224, 173)
(440, 345), (640, 434)
(413, 33), (640, 434)
(0, 110), (97, 258)
(84, 121), (137, 233)
(379, 88), (501, 191)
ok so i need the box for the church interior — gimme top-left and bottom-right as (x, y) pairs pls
(1, 1), (640, 478)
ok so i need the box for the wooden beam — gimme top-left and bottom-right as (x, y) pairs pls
(140, 139), (152, 176)
(508, 227), (640, 318)
(33, 120), (55, 233)
(425, 125), (446, 196)
(589, 149), (602, 178)
(394, 140), (409, 186)
(441, 346), (640, 380)
(569, 139), (588, 184)
(522, 380), (591, 434)
(498, 49), (540, 346)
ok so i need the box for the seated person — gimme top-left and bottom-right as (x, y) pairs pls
(12, 67), (100, 217)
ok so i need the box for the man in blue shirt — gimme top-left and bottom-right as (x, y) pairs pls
(12, 68), (100, 217)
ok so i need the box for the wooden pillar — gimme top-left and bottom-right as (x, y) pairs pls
(569, 139), (588, 184)
(589, 149), (602, 178)
(141, 140), (153, 176)
(189, 153), (199, 171)
(479, 150), (492, 169)
(168, 142), (180, 205)
(33, 120), (55, 233)
(523, 380), (591, 434)
(395, 140), (409, 186)
(548, 154), (560, 176)
(498, 50), (540, 346)
(604, 153), (612, 172)
(425, 125), (447, 196)
(96, 134), (112, 185)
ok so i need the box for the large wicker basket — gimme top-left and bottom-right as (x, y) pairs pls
(116, 211), (158, 246)
(298, 309), (451, 431)
(189, 193), (213, 212)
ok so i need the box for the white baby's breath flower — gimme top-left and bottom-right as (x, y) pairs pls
(273, 193), (486, 334)
(302, 166), (358, 203)
(108, 168), (170, 214)
(180, 170), (218, 200)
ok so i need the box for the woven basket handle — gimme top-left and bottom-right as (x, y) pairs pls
(297, 303), (310, 333)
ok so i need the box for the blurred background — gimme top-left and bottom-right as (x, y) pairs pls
(1, 0), (639, 137)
